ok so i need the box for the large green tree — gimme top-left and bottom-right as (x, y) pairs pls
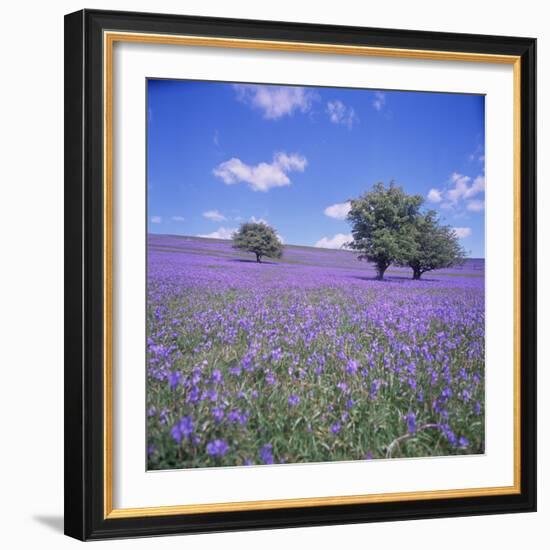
(347, 182), (423, 279)
(406, 211), (466, 279)
(232, 222), (283, 263)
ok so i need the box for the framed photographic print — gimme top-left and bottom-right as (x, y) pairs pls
(64, 9), (536, 541)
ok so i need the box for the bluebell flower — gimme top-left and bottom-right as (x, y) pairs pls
(168, 371), (181, 390)
(260, 443), (274, 464)
(442, 424), (457, 446)
(229, 365), (242, 376)
(405, 411), (416, 434)
(171, 415), (193, 444)
(211, 368), (223, 385)
(212, 406), (224, 423)
(179, 416), (193, 438)
(345, 359), (359, 375)
(170, 424), (182, 444)
(206, 439), (228, 457)
(288, 394), (300, 406)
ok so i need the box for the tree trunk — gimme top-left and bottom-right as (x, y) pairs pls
(256, 253), (262, 263)
(376, 263), (388, 280)
(412, 268), (422, 280)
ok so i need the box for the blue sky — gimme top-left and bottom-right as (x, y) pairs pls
(147, 79), (485, 257)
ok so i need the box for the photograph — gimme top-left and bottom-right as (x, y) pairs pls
(145, 79), (486, 470)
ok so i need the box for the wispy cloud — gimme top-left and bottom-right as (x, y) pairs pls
(453, 227), (472, 239)
(233, 84), (316, 120)
(213, 152), (307, 192)
(428, 172), (485, 212)
(203, 209), (226, 222)
(372, 91), (386, 111)
(324, 201), (351, 220)
(315, 233), (352, 249)
(150, 216), (162, 224)
(468, 143), (485, 163)
(466, 199), (485, 212)
(171, 216), (185, 222)
(197, 227), (236, 240)
(326, 100), (358, 129)
(249, 216), (269, 225)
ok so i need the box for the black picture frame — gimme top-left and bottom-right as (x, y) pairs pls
(64, 8), (536, 541)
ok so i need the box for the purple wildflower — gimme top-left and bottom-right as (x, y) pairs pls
(212, 406), (225, 423)
(345, 359), (359, 375)
(206, 439), (229, 457)
(260, 443), (274, 465)
(168, 371), (181, 390)
(211, 368), (223, 385)
(288, 394), (300, 406)
(405, 411), (416, 434)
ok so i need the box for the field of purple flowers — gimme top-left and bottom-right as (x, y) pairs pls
(147, 234), (485, 470)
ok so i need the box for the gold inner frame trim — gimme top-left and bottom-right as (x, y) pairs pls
(103, 30), (522, 520)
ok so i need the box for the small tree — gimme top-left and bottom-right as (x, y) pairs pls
(347, 182), (423, 279)
(232, 222), (283, 263)
(406, 211), (466, 279)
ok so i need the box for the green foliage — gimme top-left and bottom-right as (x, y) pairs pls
(347, 181), (423, 279)
(232, 222), (283, 263)
(406, 211), (467, 279)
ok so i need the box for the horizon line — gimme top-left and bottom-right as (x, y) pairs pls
(147, 232), (485, 260)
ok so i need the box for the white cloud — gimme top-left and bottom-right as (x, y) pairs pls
(197, 227), (236, 240)
(428, 173), (485, 212)
(466, 199), (485, 212)
(151, 216), (162, 224)
(315, 233), (352, 249)
(447, 172), (472, 203)
(249, 216), (269, 225)
(213, 152), (307, 192)
(447, 172), (485, 201)
(326, 100), (358, 128)
(453, 227), (472, 239)
(427, 189), (443, 203)
(324, 201), (351, 220)
(372, 91), (386, 111)
(468, 175), (485, 198)
(203, 209), (226, 222)
(171, 216), (185, 222)
(234, 84), (316, 119)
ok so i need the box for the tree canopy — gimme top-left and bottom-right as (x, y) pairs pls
(347, 181), (423, 279)
(405, 210), (466, 279)
(232, 222), (283, 263)
(347, 182), (466, 280)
